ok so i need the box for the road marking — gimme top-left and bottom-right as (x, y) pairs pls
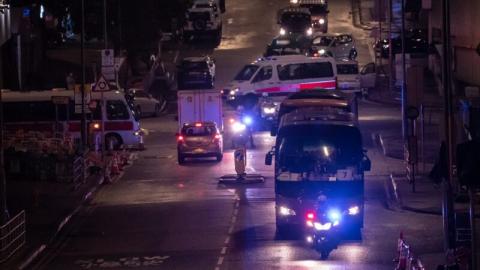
(215, 267), (220, 270)
(227, 18), (234, 24)
(231, 216), (237, 223)
(228, 226), (234, 234)
(173, 50), (180, 64)
(233, 208), (238, 216)
(221, 247), (227, 255)
(217, 256), (224, 265)
(224, 236), (230, 244)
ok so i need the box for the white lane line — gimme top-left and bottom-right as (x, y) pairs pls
(217, 256), (224, 265)
(228, 226), (234, 234)
(173, 50), (180, 64)
(227, 18), (234, 24)
(231, 216), (237, 223)
(215, 267), (220, 270)
(233, 208), (238, 216)
(221, 247), (227, 255)
(224, 236), (230, 244)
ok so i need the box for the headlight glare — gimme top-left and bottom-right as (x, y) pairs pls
(279, 28), (286, 36)
(348, 206), (360, 215)
(279, 206), (296, 216)
(314, 222), (332, 231)
(319, 18), (325, 24)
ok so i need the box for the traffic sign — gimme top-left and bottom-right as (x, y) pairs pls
(93, 75), (110, 92)
(102, 49), (114, 66)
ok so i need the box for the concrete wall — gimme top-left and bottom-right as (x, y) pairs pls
(428, 0), (480, 87)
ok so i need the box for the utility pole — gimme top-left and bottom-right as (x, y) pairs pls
(80, 0), (87, 150)
(388, 0), (393, 95)
(400, 0), (407, 140)
(441, 0), (456, 251)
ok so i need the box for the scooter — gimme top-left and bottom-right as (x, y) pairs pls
(229, 114), (255, 148)
(304, 203), (344, 260)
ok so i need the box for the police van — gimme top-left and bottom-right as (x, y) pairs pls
(224, 55), (337, 108)
(2, 89), (143, 149)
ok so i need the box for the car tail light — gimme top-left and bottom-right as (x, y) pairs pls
(195, 123), (202, 127)
(177, 135), (184, 142)
(306, 211), (315, 220)
(213, 133), (221, 143)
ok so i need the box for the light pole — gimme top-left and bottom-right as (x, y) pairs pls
(104, 0), (108, 49)
(441, 0), (456, 252)
(80, 0), (87, 151)
(401, 0), (407, 140)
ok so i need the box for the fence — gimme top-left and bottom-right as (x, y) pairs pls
(0, 211), (26, 263)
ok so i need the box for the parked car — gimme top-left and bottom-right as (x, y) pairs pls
(126, 89), (165, 117)
(183, 0), (223, 41)
(308, 33), (357, 60)
(336, 59), (361, 95)
(374, 28), (428, 58)
(264, 34), (310, 57)
(176, 121), (223, 164)
(177, 56), (216, 90)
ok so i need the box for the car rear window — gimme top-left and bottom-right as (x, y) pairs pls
(337, 64), (359, 75)
(182, 125), (216, 136)
(183, 61), (208, 70)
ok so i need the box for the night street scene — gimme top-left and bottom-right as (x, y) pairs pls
(0, 0), (480, 269)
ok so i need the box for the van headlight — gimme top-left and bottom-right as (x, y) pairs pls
(279, 28), (286, 36)
(348, 206), (360, 215)
(306, 27), (313, 36)
(319, 18), (325, 25)
(263, 107), (276, 114)
(229, 88), (239, 96)
(279, 206), (296, 216)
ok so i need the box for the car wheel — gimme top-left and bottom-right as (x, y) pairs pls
(135, 106), (142, 118)
(153, 104), (160, 117)
(216, 153), (223, 162)
(105, 133), (123, 150)
(177, 152), (186, 165)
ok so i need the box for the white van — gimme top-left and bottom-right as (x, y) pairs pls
(336, 59), (361, 94)
(223, 55), (337, 108)
(2, 89), (142, 149)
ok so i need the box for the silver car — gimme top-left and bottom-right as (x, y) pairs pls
(310, 33), (357, 60)
(176, 122), (223, 164)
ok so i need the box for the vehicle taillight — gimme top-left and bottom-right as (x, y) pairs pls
(177, 135), (184, 142)
(213, 133), (221, 143)
(195, 123), (202, 127)
(306, 212), (315, 220)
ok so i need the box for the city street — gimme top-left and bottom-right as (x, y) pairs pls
(31, 0), (444, 269)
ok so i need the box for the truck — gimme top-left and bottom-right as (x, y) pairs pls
(177, 90), (223, 131)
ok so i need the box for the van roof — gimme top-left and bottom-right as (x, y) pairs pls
(280, 108), (356, 127)
(1, 89), (127, 102)
(252, 55), (335, 64)
(292, 0), (327, 5)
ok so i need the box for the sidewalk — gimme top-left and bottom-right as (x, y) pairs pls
(1, 151), (136, 269)
(2, 174), (103, 269)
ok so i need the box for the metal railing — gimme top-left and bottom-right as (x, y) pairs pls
(0, 210), (26, 263)
(73, 153), (87, 190)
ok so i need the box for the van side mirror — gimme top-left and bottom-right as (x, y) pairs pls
(265, 151), (274, 166)
(361, 155), (371, 171)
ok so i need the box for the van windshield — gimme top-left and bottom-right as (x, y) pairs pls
(234, 65), (259, 81)
(277, 125), (362, 181)
(277, 62), (333, 81)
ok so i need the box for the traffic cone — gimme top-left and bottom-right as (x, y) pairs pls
(110, 154), (120, 175)
(396, 240), (408, 270)
(394, 232), (404, 262)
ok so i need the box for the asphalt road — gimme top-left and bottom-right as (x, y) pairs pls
(32, 0), (444, 269)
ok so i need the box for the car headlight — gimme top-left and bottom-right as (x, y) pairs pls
(314, 222), (332, 231)
(279, 28), (286, 36)
(134, 130), (141, 136)
(290, 0), (298, 3)
(306, 27), (313, 36)
(232, 122), (246, 132)
(318, 49), (326, 55)
(319, 18), (325, 24)
(263, 107), (276, 114)
(279, 206), (296, 216)
(229, 90), (236, 96)
(348, 206), (360, 215)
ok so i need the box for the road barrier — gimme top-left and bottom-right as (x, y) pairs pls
(0, 211), (26, 263)
(394, 232), (425, 270)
